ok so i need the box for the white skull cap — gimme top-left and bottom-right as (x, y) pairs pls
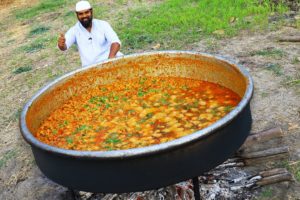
(75, 1), (92, 12)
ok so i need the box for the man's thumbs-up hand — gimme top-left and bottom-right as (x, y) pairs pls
(58, 33), (66, 51)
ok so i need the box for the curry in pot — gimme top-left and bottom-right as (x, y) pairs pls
(36, 77), (241, 151)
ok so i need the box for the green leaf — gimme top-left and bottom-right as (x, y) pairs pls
(224, 105), (233, 112)
(105, 138), (121, 144)
(13, 66), (32, 74)
(113, 96), (119, 101)
(105, 132), (121, 144)
(66, 137), (73, 144)
(138, 112), (154, 124)
(137, 89), (146, 97)
(160, 98), (169, 105)
(73, 124), (91, 134)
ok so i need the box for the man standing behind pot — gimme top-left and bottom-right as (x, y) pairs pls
(58, 0), (122, 67)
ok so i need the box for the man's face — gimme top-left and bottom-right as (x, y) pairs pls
(76, 9), (93, 28)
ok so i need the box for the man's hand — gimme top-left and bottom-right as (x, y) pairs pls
(58, 33), (67, 51)
(108, 42), (120, 59)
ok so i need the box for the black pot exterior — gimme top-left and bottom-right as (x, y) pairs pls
(21, 51), (254, 193)
(31, 103), (251, 193)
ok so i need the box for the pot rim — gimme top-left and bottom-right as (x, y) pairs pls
(20, 51), (253, 159)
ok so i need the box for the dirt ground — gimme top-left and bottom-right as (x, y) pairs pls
(0, 1), (299, 200)
(195, 26), (300, 160)
(194, 25), (300, 199)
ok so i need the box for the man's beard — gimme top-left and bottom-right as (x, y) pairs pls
(79, 16), (92, 28)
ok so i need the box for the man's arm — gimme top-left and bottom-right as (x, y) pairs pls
(102, 21), (121, 59)
(58, 33), (67, 51)
(108, 42), (120, 59)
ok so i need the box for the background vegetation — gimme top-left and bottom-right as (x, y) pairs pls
(13, 0), (288, 52)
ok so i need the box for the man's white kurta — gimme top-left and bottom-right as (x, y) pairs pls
(65, 19), (122, 67)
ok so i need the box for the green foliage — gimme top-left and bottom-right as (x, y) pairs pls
(251, 48), (285, 58)
(292, 57), (299, 64)
(282, 160), (300, 182)
(284, 72), (300, 87)
(296, 19), (300, 28)
(260, 186), (273, 198)
(286, 79), (300, 86)
(7, 39), (15, 44)
(118, 0), (288, 50)
(22, 43), (45, 53)
(20, 36), (56, 53)
(265, 63), (283, 76)
(260, 92), (269, 98)
(296, 170), (300, 182)
(291, 162), (300, 182)
(93, 6), (110, 19)
(0, 150), (17, 169)
(277, 159), (300, 182)
(13, 66), (32, 74)
(15, 0), (66, 20)
(64, 10), (74, 17)
(29, 26), (50, 36)
(116, 0), (126, 5)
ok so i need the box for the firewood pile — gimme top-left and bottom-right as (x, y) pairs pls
(72, 127), (294, 200)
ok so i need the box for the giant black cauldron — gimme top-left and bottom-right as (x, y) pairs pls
(20, 51), (253, 193)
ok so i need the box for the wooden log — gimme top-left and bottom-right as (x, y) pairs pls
(238, 146), (289, 159)
(259, 168), (288, 177)
(230, 175), (262, 190)
(240, 127), (283, 150)
(244, 153), (289, 166)
(278, 36), (300, 42)
(215, 162), (244, 169)
(249, 126), (283, 136)
(224, 158), (241, 163)
(256, 173), (293, 186)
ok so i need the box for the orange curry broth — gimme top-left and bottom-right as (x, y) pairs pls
(36, 77), (241, 151)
